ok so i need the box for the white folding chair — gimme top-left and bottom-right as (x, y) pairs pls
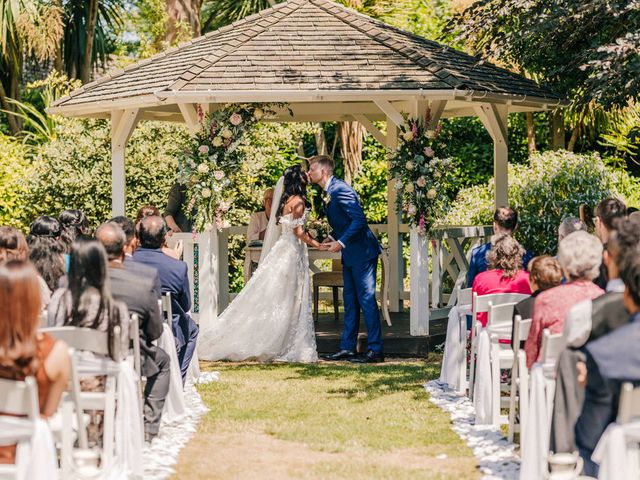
(41, 326), (121, 471)
(508, 315), (532, 442)
(486, 301), (518, 425)
(469, 292), (530, 398)
(161, 292), (172, 325)
(457, 287), (473, 393)
(618, 382), (640, 424)
(540, 328), (564, 408)
(0, 377), (41, 479)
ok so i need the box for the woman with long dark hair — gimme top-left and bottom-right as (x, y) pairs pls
(58, 209), (90, 252)
(198, 164), (320, 362)
(0, 260), (70, 464)
(48, 238), (129, 360)
(27, 215), (66, 293)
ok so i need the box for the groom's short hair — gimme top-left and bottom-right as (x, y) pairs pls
(309, 155), (334, 174)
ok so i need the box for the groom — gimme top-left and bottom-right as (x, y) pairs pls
(308, 155), (384, 363)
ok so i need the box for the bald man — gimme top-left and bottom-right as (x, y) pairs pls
(95, 222), (169, 442)
(132, 216), (199, 384)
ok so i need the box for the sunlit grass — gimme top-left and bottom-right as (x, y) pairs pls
(172, 358), (479, 479)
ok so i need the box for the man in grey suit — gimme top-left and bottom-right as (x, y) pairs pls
(96, 223), (170, 443)
(109, 215), (161, 298)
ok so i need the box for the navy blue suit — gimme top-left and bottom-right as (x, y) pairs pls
(466, 241), (535, 288)
(325, 178), (383, 353)
(132, 247), (199, 383)
(575, 312), (640, 476)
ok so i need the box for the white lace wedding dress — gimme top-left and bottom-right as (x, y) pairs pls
(197, 210), (318, 363)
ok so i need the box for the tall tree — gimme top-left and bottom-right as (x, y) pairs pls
(165, 0), (201, 43)
(0, 0), (63, 134)
(450, 0), (640, 150)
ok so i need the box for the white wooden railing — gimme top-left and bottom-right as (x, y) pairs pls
(167, 224), (492, 337)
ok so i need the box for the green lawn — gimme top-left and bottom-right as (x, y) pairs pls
(172, 358), (479, 479)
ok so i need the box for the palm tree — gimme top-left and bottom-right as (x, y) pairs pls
(0, 0), (63, 134)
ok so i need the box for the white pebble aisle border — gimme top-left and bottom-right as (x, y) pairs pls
(143, 371), (220, 478)
(424, 380), (520, 480)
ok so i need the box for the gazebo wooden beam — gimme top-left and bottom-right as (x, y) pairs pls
(178, 103), (201, 133)
(475, 103), (509, 208)
(351, 114), (386, 145)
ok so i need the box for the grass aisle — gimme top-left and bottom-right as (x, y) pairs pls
(172, 358), (479, 479)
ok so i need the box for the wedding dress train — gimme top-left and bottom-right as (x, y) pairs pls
(197, 211), (318, 362)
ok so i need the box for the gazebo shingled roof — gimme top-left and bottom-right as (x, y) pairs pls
(49, 0), (563, 116)
(47, 0), (568, 331)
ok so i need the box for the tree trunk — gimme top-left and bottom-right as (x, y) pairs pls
(550, 110), (565, 150)
(165, 0), (202, 44)
(0, 80), (21, 135)
(338, 121), (364, 185)
(314, 125), (328, 155)
(79, 0), (100, 84)
(526, 112), (536, 154)
(567, 108), (586, 152)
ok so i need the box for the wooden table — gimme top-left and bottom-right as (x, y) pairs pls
(245, 246), (341, 273)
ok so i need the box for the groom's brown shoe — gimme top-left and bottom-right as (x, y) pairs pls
(349, 350), (384, 363)
(322, 349), (356, 361)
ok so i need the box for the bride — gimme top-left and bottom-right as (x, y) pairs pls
(198, 164), (321, 362)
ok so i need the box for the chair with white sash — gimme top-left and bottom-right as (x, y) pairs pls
(439, 286), (472, 393)
(469, 292), (529, 399)
(484, 301), (518, 425)
(41, 326), (121, 472)
(0, 377), (58, 480)
(508, 315), (532, 442)
(520, 329), (565, 480)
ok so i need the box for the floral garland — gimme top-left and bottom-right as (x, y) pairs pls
(389, 110), (457, 237)
(177, 103), (279, 233)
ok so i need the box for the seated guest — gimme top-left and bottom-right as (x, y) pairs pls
(593, 198), (627, 288)
(109, 216), (161, 297)
(137, 205), (183, 260)
(467, 207), (534, 287)
(472, 234), (532, 327)
(564, 219), (639, 348)
(27, 216), (66, 293)
(575, 243), (640, 476)
(96, 223), (169, 443)
(552, 218), (639, 454)
(525, 231), (604, 368)
(48, 239), (130, 447)
(48, 238), (130, 357)
(58, 209), (90, 253)
(511, 255), (562, 346)
(558, 217), (587, 246)
(244, 188), (274, 281)
(133, 216), (198, 383)
(0, 260), (70, 464)
(0, 226), (50, 308)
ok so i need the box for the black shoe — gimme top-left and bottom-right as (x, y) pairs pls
(322, 349), (357, 361)
(349, 350), (384, 364)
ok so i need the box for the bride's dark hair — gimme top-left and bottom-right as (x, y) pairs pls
(277, 164), (311, 217)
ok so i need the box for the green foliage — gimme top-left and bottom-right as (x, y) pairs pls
(450, 0), (640, 108)
(353, 129), (388, 224)
(0, 134), (33, 228)
(600, 102), (640, 164)
(21, 118), (189, 229)
(445, 150), (623, 254)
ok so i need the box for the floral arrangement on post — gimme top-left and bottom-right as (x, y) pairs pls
(389, 110), (457, 237)
(307, 216), (330, 243)
(177, 103), (279, 233)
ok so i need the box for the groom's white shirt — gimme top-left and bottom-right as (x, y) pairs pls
(324, 175), (345, 248)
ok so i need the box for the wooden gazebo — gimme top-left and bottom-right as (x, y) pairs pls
(49, 0), (565, 336)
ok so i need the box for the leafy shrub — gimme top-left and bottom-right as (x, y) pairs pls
(445, 150), (624, 254)
(0, 135), (34, 228)
(23, 118), (190, 229)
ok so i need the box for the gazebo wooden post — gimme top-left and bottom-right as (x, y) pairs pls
(110, 108), (140, 216)
(385, 119), (402, 313)
(475, 103), (509, 208)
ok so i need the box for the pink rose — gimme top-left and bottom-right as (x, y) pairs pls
(198, 145), (209, 155)
(416, 176), (427, 188)
(214, 170), (225, 180)
(424, 146), (435, 158)
(230, 113), (242, 126)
